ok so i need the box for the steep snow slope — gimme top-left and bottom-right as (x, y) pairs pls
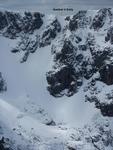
(0, 8), (113, 150)
(0, 35), (96, 127)
(0, 96), (113, 150)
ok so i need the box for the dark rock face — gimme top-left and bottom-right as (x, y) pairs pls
(0, 137), (11, 150)
(0, 11), (43, 39)
(47, 31), (107, 97)
(0, 12), (8, 30)
(22, 12), (43, 34)
(78, 44), (87, 51)
(11, 17), (61, 62)
(53, 40), (77, 65)
(46, 65), (77, 97)
(91, 8), (108, 30)
(105, 26), (113, 44)
(69, 10), (89, 31)
(39, 19), (61, 47)
(45, 120), (56, 126)
(99, 64), (113, 85)
(3, 12), (22, 39)
(46, 39), (79, 97)
(96, 102), (113, 117)
(0, 72), (7, 92)
(93, 50), (109, 69)
(68, 146), (76, 150)
(11, 34), (39, 63)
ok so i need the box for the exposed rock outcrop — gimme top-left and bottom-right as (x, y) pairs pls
(69, 10), (90, 31)
(99, 64), (113, 85)
(46, 65), (77, 97)
(39, 18), (61, 47)
(91, 8), (108, 30)
(0, 11), (43, 39)
(0, 137), (11, 150)
(11, 34), (39, 63)
(105, 26), (113, 44)
(0, 72), (7, 93)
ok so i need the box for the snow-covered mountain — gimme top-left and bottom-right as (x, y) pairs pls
(0, 8), (113, 150)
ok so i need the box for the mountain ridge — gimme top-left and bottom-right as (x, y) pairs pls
(0, 8), (113, 150)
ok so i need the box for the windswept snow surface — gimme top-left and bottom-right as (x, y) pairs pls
(0, 98), (72, 150)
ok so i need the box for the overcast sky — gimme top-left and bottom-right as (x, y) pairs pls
(0, 0), (113, 14)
